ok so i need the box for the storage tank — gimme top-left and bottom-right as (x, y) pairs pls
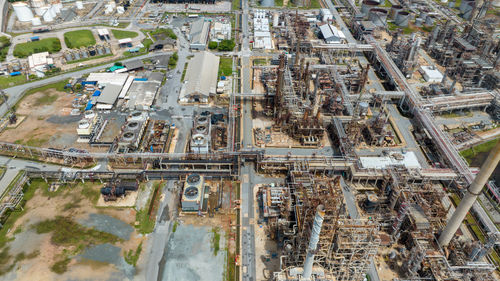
(73, 51), (81, 60)
(368, 8), (388, 27)
(462, 2), (475, 19)
(64, 52), (73, 61)
(31, 17), (42, 26)
(395, 11), (410, 27)
(359, 101), (369, 116)
(13, 2), (34, 22)
(389, 5), (403, 20)
(75, 0), (83, 9)
(43, 10), (53, 22)
(361, 0), (379, 16)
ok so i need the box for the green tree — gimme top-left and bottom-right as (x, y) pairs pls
(217, 39), (235, 51)
(208, 41), (218, 50)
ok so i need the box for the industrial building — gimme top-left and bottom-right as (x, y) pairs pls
(189, 18), (210, 50)
(318, 24), (346, 44)
(253, 10), (273, 50)
(210, 21), (231, 42)
(179, 51), (219, 104)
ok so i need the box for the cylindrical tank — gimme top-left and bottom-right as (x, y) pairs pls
(88, 46), (96, 56)
(42, 10), (53, 22)
(460, 0), (475, 13)
(364, 193), (379, 212)
(361, 0), (379, 16)
(425, 15), (435, 26)
(389, 5), (403, 20)
(273, 13), (279, 26)
(73, 51), (81, 60)
(31, 17), (42, 26)
(369, 8), (388, 27)
(75, 0), (83, 9)
(13, 2), (34, 22)
(395, 11), (410, 27)
(415, 18), (423, 27)
(64, 52), (73, 61)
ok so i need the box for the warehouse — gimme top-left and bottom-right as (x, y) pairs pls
(95, 84), (124, 109)
(179, 51), (220, 104)
(319, 24), (346, 44)
(126, 80), (161, 110)
(189, 18), (210, 50)
(86, 73), (129, 87)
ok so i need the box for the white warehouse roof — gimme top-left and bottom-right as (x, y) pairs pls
(319, 24), (346, 44)
(87, 73), (129, 86)
(419, 66), (444, 83)
(359, 151), (422, 170)
(180, 51), (220, 102)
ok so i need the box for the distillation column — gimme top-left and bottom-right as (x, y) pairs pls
(438, 140), (500, 246)
(303, 205), (325, 279)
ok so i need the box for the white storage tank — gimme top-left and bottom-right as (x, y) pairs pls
(13, 2), (34, 22)
(31, 17), (42, 26)
(75, 1), (83, 10)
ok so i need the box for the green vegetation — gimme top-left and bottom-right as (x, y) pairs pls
(211, 227), (221, 256)
(168, 52), (178, 69)
(150, 28), (177, 40)
(51, 257), (70, 274)
(232, 0), (240, 10)
(34, 93), (58, 106)
(460, 138), (500, 165)
(181, 62), (188, 82)
(141, 38), (153, 52)
(135, 182), (161, 234)
(218, 57), (233, 77)
(34, 216), (120, 246)
(218, 39), (235, 52)
(0, 36), (10, 62)
(111, 29), (139, 39)
(172, 221), (179, 233)
(382, 0), (392, 7)
(124, 242), (143, 266)
(253, 58), (267, 66)
(13, 38), (61, 58)
(440, 111), (473, 118)
(275, 0), (284, 6)
(24, 79), (69, 96)
(308, 0), (321, 9)
(80, 183), (101, 205)
(64, 30), (96, 48)
(208, 41), (218, 50)
(0, 74), (26, 89)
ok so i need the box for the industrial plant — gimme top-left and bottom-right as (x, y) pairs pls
(0, 0), (497, 280)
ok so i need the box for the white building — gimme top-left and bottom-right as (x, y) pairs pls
(319, 8), (333, 22)
(28, 51), (53, 69)
(179, 51), (220, 104)
(210, 21), (231, 42)
(419, 66), (444, 83)
(189, 18), (210, 50)
(319, 24), (346, 44)
(253, 10), (273, 50)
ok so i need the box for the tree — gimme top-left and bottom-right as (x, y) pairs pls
(208, 41), (218, 50)
(217, 40), (235, 52)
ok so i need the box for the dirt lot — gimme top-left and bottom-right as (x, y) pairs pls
(0, 90), (82, 149)
(0, 180), (148, 281)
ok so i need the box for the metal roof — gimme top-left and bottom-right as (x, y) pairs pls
(190, 18), (210, 45)
(181, 51), (220, 98)
(97, 84), (123, 105)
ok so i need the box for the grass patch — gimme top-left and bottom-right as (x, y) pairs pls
(81, 183), (100, 205)
(24, 79), (69, 96)
(181, 63), (188, 82)
(34, 93), (58, 106)
(232, 0), (240, 10)
(218, 57), (233, 77)
(64, 30), (96, 48)
(172, 221), (178, 233)
(51, 257), (70, 274)
(253, 58), (267, 66)
(33, 216), (121, 247)
(0, 36), (10, 62)
(211, 227), (221, 256)
(13, 38), (61, 58)
(111, 29), (139, 39)
(460, 138), (499, 165)
(168, 52), (178, 69)
(135, 182), (161, 234)
(0, 75), (26, 89)
(124, 241), (142, 266)
(150, 28), (177, 40)
(24, 137), (49, 147)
